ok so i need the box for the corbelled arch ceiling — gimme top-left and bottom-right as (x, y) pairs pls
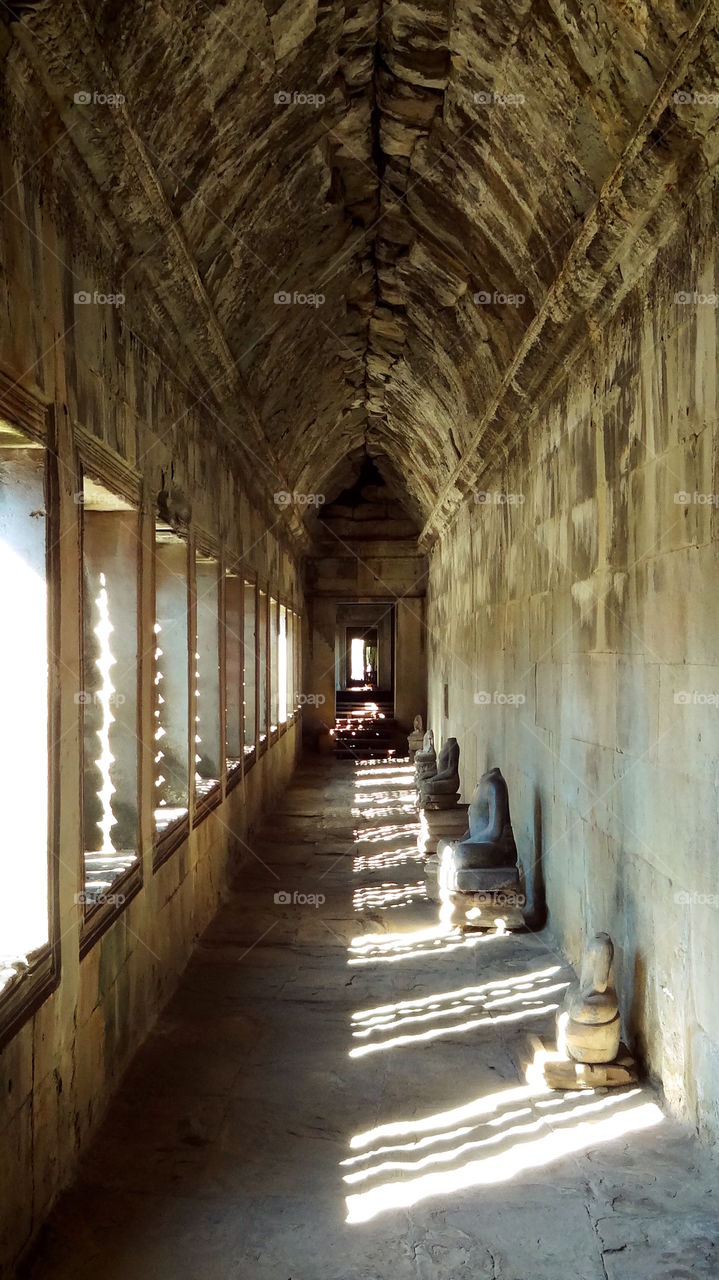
(8, 0), (719, 547)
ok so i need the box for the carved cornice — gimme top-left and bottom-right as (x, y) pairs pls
(7, 3), (311, 552)
(419, 0), (718, 549)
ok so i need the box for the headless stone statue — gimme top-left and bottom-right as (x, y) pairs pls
(408, 714), (424, 760)
(419, 737), (460, 807)
(437, 767), (519, 892)
(414, 729), (437, 784)
(560, 932), (621, 1064)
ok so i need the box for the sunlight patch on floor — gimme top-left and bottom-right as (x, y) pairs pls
(345, 1087), (663, 1222)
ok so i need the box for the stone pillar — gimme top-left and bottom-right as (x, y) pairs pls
(195, 552), (221, 788)
(394, 598), (426, 732)
(154, 532), (190, 827)
(224, 571), (243, 766)
(243, 579), (256, 752)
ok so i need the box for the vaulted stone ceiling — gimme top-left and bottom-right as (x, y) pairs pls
(9, 0), (719, 545)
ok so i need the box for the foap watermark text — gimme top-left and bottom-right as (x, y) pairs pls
(74, 90), (125, 107)
(274, 290), (325, 308)
(274, 890), (326, 908)
(74, 289), (125, 307)
(274, 490), (325, 507)
(474, 289), (525, 307)
(474, 690), (526, 707)
(474, 490), (525, 505)
(274, 90), (325, 108)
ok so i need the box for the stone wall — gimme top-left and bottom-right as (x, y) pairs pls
(0, 56), (303, 1274)
(426, 183), (719, 1137)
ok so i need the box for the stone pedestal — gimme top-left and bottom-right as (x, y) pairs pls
(424, 853), (441, 901)
(452, 885), (526, 930)
(419, 791), (460, 811)
(418, 802), (468, 856)
(527, 1040), (638, 1091)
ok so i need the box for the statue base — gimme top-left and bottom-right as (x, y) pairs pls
(444, 863), (522, 894)
(527, 1039), (638, 1091)
(418, 791), (461, 811)
(424, 853), (441, 901)
(454, 887), (526, 931)
(418, 803), (469, 855)
(566, 1011), (621, 1064)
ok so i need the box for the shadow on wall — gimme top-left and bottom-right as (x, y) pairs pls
(523, 787), (547, 932)
(628, 946), (649, 1070)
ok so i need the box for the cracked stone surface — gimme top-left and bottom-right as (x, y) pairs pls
(21, 759), (719, 1279)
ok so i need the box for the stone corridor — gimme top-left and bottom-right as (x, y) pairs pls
(22, 760), (719, 1280)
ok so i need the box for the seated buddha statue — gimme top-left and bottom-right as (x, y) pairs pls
(437, 767), (519, 893)
(419, 737), (460, 806)
(414, 729), (437, 784)
(559, 932), (621, 1064)
(407, 715), (424, 760)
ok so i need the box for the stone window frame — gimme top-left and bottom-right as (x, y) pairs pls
(279, 600), (289, 732)
(75, 438), (144, 959)
(257, 581), (270, 756)
(276, 592), (297, 736)
(239, 567), (259, 776)
(0, 371), (61, 1048)
(152, 519), (192, 871)
(192, 530), (224, 827)
(223, 555), (245, 793)
(269, 592), (280, 741)
(293, 606), (302, 719)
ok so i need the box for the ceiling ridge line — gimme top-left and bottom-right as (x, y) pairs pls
(363, 0), (453, 435)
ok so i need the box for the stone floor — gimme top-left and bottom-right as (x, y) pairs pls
(22, 758), (719, 1279)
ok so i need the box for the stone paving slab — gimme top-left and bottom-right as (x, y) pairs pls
(21, 758), (719, 1279)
